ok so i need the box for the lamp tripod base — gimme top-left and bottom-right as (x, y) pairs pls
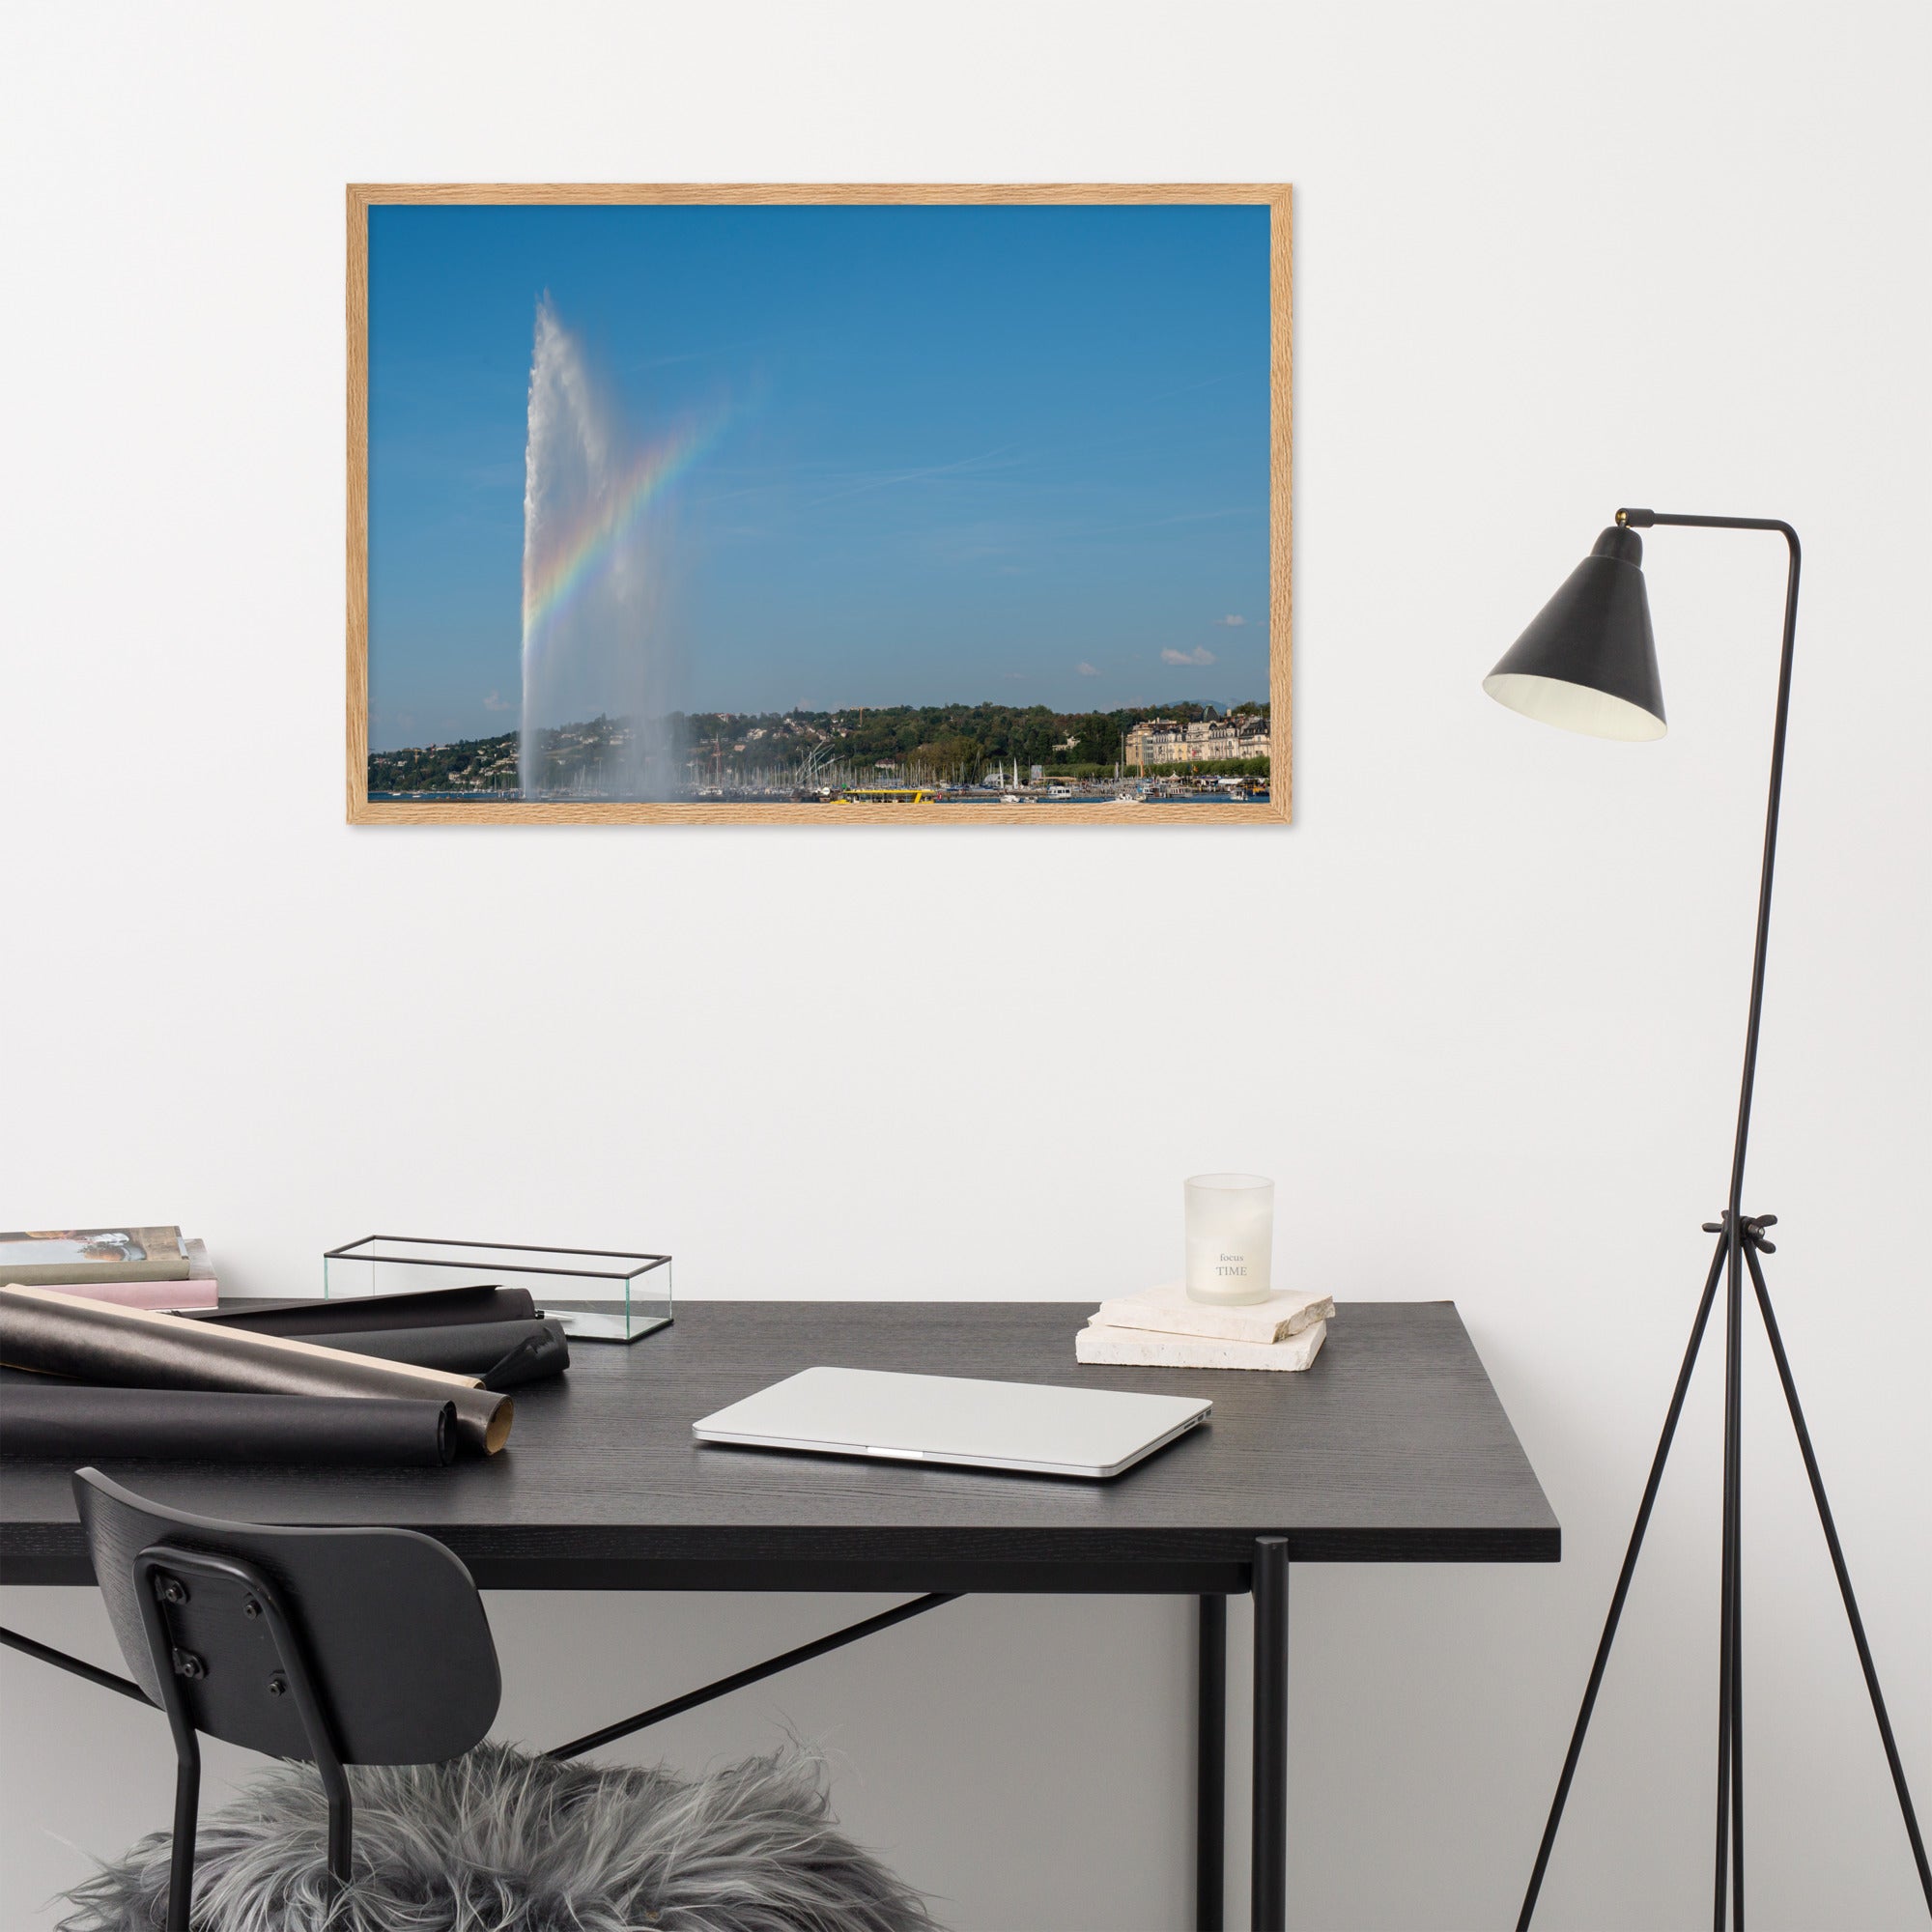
(1519, 1213), (1931, 1929)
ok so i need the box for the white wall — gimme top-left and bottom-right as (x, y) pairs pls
(2, 3), (1927, 1925)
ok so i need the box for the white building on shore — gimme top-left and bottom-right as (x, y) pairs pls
(1124, 715), (1268, 769)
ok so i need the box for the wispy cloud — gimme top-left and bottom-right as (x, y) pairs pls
(1162, 646), (1218, 667)
(1082, 504), (1259, 539)
(483, 690), (512, 712)
(1076, 661), (1100, 677)
(803, 444), (1029, 511)
(1214, 614), (1247, 628)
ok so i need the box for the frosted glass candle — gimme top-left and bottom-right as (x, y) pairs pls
(1184, 1174), (1275, 1305)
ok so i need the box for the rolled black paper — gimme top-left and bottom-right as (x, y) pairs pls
(0, 1286), (513, 1456)
(0, 1385), (456, 1466)
(307, 1318), (568, 1385)
(480, 1335), (551, 1392)
(186, 1284), (538, 1336)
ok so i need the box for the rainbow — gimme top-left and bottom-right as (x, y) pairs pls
(521, 408), (732, 656)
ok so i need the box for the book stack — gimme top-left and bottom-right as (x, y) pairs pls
(1075, 1279), (1333, 1371)
(0, 1227), (216, 1311)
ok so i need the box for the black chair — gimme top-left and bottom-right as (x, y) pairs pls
(73, 1466), (501, 1932)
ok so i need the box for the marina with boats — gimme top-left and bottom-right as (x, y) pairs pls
(367, 701), (1272, 807)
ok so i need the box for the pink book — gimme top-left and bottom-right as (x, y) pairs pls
(39, 1277), (219, 1312)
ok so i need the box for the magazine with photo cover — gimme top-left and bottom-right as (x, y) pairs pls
(0, 1227), (189, 1285)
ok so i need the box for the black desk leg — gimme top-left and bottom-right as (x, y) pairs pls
(1197, 1594), (1227, 1931)
(1252, 1537), (1290, 1932)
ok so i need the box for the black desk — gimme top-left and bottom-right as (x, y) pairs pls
(0, 1300), (1558, 1929)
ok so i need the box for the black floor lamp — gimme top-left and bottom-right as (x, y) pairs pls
(1484, 510), (1931, 1930)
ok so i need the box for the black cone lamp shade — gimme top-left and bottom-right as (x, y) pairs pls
(1485, 525), (1667, 740)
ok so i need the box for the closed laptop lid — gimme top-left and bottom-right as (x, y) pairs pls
(693, 1366), (1210, 1478)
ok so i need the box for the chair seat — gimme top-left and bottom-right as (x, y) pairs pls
(59, 1741), (936, 1932)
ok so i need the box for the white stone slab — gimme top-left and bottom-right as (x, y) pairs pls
(1075, 1317), (1327, 1373)
(1089, 1279), (1333, 1346)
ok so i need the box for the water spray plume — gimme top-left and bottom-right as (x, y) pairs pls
(519, 297), (730, 797)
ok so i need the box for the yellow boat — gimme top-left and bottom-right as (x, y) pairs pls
(844, 786), (938, 804)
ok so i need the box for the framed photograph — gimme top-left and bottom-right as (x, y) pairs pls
(348, 184), (1291, 824)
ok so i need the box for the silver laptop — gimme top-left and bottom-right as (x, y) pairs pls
(692, 1366), (1210, 1480)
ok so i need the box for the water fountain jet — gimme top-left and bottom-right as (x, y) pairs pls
(519, 298), (670, 798)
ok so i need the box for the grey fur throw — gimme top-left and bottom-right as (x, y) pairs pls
(58, 1741), (938, 1932)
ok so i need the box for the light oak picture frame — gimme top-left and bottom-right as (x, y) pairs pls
(347, 183), (1291, 825)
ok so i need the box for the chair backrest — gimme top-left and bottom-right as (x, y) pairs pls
(74, 1468), (500, 1766)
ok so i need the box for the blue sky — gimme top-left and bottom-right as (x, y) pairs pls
(367, 203), (1270, 748)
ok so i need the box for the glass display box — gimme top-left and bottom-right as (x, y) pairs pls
(323, 1237), (671, 1343)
